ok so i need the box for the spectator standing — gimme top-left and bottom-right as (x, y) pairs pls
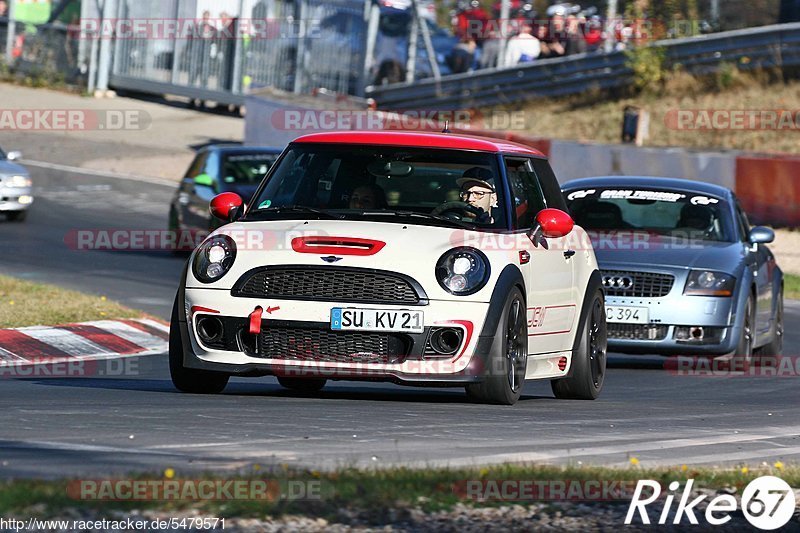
(479, 29), (501, 69)
(564, 14), (586, 55)
(447, 36), (477, 73)
(584, 15), (604, 52)
(543, 6), (567, 58)
(217, 11), (238, 91)
(454, 0), (489, 45)
(188, 10), (217, 87)
(0, 1), (8, 18)
(503, 23), (540, 66)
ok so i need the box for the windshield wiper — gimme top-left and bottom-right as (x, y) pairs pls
(250, 205), (344, 219)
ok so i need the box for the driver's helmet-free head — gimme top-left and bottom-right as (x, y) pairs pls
(456, 166), (495, 193)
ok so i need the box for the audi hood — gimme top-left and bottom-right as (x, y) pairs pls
(588, 231), (748, 273)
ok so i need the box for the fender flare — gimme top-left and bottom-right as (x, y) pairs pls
(565, 269), (603, 377)
(478, 264), (526, 338)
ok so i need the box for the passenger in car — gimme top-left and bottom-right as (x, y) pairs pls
(349, 184), (387, 210)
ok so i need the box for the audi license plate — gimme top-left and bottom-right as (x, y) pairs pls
(605, 305), (649, 324)
(331, 308), (424, 333)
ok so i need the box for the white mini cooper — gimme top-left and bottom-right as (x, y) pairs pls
(170, 131), (606, 404)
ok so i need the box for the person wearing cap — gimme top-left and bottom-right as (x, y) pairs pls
(457, 167), (498, 224)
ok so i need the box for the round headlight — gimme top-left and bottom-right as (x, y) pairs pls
(697, 271), (716, 288)
(192, 234), (237, 283)
(436, 247), (490, 296)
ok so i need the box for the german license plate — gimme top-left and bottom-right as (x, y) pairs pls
(331, 308), (424, 333)
(605, 305), (649, 324)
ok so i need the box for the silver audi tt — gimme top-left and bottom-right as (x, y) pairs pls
(562, 176), (783, 364)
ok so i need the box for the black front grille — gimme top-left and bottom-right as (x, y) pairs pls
(233, 267), (422, 304)
(601, 270), (675, 298)
(608, 324), (669, 340)
(252, 325), (410, 364)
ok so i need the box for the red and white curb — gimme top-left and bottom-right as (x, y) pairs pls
(0, 318), (168, 366)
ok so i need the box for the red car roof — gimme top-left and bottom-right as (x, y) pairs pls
(291, 131), (545, 156)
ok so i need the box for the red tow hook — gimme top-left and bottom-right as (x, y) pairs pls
(249, 306), (264, 335)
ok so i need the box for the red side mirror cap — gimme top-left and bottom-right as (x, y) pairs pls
(209, 192), (243, 222)
(536, 208), (574, 238)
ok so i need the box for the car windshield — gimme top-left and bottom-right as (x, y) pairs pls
(221, 152), (278, 185)
(248, 144), (506, 229)
(565, 187), (734, 242)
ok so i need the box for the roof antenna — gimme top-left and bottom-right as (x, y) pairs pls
(442, 120), (451, 134)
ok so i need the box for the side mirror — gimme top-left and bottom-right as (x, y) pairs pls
(209, 192), (243, 222)
(6, 151), (22, 161)
(534, 208), (575, 238)
(748, 226), (774, 244)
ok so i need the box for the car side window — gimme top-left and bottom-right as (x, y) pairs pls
(184, 152), (208, 180)
(505, 157), (547, 228)
(529, 158), (568, 212)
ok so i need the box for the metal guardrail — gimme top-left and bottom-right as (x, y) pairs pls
(366, 22), (800, 111)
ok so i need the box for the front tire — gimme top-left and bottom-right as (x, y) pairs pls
(730, 294), (755, 370)
(169, 295), (230, 394)
(6, 210), (26, 222)
(465, 287), (527, 405)
(754, 292), (783, 366)
(552, 289), (607, 400)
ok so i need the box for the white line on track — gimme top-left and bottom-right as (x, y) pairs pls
(21, 159), (177, 188)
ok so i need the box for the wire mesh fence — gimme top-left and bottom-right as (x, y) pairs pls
(1, 18), (86, 84)
(107, 0), (369, 100)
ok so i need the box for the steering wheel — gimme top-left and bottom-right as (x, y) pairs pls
(431, 201), (484, 220)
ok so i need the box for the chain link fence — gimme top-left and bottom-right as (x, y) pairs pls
(1, 17), (86, 84)
(107, 0), (369, 102)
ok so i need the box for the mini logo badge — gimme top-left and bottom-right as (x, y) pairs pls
(321, 256), (342, 263)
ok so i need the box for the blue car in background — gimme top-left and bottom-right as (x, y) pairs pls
(562, 176), (783, 365)
(169, 145), (282, 239)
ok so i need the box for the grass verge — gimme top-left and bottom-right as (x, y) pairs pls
(504, 73), (800, 154)
(0, 274), (144, 328)
(0, 463), (795, 521)
(785, 274), (800, 301)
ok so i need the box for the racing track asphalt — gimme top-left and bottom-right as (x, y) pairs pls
(1, 163), (799, 479)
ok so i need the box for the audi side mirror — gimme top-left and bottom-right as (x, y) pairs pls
(748, 226), (774, 244)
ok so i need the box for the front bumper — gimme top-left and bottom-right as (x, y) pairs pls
(180, 288), (493, 383)
(0, 186), (33, 212)
(605, 294), (738, 356)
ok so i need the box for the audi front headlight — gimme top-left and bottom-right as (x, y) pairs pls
(192, 234), (237, 283)
(684, 270), (735, 296)
(436, 247), (490, 296)
(2, 175), (32, 188)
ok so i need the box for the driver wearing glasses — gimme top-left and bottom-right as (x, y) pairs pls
(457, 167), (498, 224)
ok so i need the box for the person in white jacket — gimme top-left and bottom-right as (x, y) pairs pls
(503, 23), (541, 66)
